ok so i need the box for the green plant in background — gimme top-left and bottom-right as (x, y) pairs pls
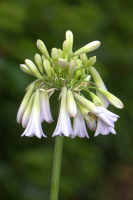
(16, 30), (123, 200)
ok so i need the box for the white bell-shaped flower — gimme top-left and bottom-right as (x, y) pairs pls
(21, 89), (46, 138)
(94, 119), (116, 136)
(40, 90), (53, 123)
(52, 85), (74, 137)
(72, 110), (89, 138)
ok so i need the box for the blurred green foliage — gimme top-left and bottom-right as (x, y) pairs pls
(0, 0), (133, 199)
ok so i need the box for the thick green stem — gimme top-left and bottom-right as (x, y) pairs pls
(50, 136), (63, 200)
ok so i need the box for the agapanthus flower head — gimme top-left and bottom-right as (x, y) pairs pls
(17, 30), (123, 138)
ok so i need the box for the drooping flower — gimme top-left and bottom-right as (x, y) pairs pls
(17, 83), (36, 124)
(52, 85), (74, 137)
(94, 119), (116, 136)
(74, 92), (119, 128)
(72, 110), (89, 138)
(40, 89), (53, 123)
(21, 89), (46, 138)
(86, 119), (96, 131)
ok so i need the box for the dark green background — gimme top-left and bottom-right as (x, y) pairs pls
(0, 0), (133, 199)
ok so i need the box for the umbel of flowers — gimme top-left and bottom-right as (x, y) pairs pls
(17, 31), (123, 138)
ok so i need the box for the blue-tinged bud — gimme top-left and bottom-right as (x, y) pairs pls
(58, 58), (69, 69)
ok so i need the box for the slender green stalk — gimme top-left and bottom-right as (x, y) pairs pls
(50, 136), (63, 200)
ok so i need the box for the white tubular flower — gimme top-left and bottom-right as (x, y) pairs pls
(86, 119), (96, 131)
(94, 119), (116, 137)
(40, 90), (53, 123)
(20, 64), (34, 76)
(74, 92), (119, 127)
(17, 83), (35, 124)
(22, 93), (35, 128)
(21, 89), (46, 138)
(73, 41), (101, 57)
(96, 88), (124, 109)
(52, 85), (74, 137)
(67, 89), (77, 117)
(72, 110), (89, 138)
(89, 66), (109, 107)
(90, 92), (102, 106)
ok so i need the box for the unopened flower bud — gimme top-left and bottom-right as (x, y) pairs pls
(20, 64), (34, 76)
(80, 53), (88, 64)
(58, 58), (69, 69)
(43, 59), (51, 78)
(75, 70), (81, 78)
(25, 59), (43, 80)
(85, 56), (96, 67)
(84, 75), (91, 82)
(37, 39), (50, 60)
(22, 93), (35, 128)
(76, 59), (82, 68)
(17, 83), (36, 124)
(35, 54), (43, 74)
(73, 41), (101, 57)
(66, 30), (73, 56)
(96, 88), (124, 109)
(90, 92), (102, 106)
(67, 90), (77, 117)
(51, 48), (58, 62)
(66, 60), (76, 81)
(63, 40), (69, 58)
(58, 49), (63, 58)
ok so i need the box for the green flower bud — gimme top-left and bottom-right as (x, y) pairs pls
(85, 56), (96, 67)
(67, 89), (77, 117)
(66, 60), (76, 81)
(35, 54), (43, 74)
(96, 88), (124, 109)
(51, 48), (58, 62)
(66, 30), (73, 56)
(20, 64), (34, 76)
(76, 59), (82, 68)
(58, 49), (63, 58)
(73, 41), (101, 57)
(43, 59), (51, 78)
(58, 58), (69, 69)
(80, 53), (88, 64)
(84, 75), (91, 82)
(90, 92), (102, 106)
(63, 40), (69, 58)
(36, 39), (50, 60)
(75, 70), (81, 78)
(25, 59), (43, 80)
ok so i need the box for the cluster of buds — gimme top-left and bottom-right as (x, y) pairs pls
(17, 30), (124, 138)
